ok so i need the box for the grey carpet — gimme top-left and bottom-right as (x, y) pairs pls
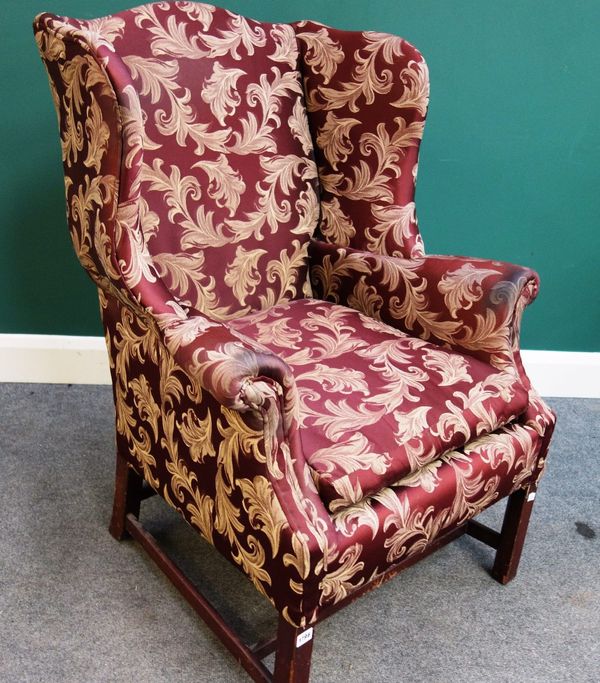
(0, 384), (598, 682)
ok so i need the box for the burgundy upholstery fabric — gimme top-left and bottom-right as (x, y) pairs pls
(34, 1), (555, 629)
(230, 299), (529, 510)
(293, 21), (428, 259)
(96, 290), (552, 627)
(309, 240), (539, 377)
(37, 3), (318, 321)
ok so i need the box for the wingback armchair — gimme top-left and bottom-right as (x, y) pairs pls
(34, 3), (555, 681)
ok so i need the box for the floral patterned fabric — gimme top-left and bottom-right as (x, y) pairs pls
(36, 3), (318, 322)
(293, 21), (428, 258)
(34, 1), (555, 629)
(309, 240), (539, 377)
(94, 290), (552, 629)
(230, 299), (529, 510)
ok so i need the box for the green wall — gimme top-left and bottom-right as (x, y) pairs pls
(1, 0), (598, 349)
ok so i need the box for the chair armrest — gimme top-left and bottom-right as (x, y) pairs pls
(152, 310), (336, 627)
(151, 334), (335, 627)
(309, 239), (539, 377)
(154, 307), (298, 415)
(104, 299), (336, 628)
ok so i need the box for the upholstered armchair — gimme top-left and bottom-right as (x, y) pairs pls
(34, 3), (555, 681)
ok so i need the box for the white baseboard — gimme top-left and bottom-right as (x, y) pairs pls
(0, 334), (598, 398)
(520, 350), (599, 399)
(0, 334), (111, 385)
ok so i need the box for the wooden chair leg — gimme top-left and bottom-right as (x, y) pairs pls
(491, 486), (536, 585)
(109, 451), (143, 541)
(492, 423), (555, 585)
(273, 616), (314, 683)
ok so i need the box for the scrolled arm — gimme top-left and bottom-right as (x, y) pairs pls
(309, 239), (539, 378)
(154, 307), (297, 415)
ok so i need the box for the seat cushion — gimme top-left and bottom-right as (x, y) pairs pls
(230, 299), (529, 510)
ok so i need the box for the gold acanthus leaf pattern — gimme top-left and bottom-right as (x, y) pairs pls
(438, 263), (502, 318)
(346, 279), (384, 319)
(140, 159), (230, 248)
(83, 93), (110, 171)
(422, 348), (473, 386)
(366, 202), (417, 255)
(201, 62), (245, 125)
(191, 153), (246, 215)
(132, 4), (213, 59)
(59, 55), (112, 166)
(230, 67), (304, 154)
(310, 433), (391, 478)
(226, 156), (315, 241)
(158, 312), (221, 353)
(123, 54), (231, 154)
(320, 118), (424, 203)
(316, 111), (360, 169)
(391, 60), (430, 115)
(319, 197), (356, 246)
(288, 98), (314, 156)
(224, 246), (268, 305)
(151, 251), (229, 318)
(196, 12), (267, 60)
(35, 4), (555, 629)
(310, 33), (404, 112)
(75, 16), (125, 50)
(266, 24), (298, 67)
(238, 476), (289, 556)
(178, 408), (216, 463)
(318, 544), (365, 603)
(295, 26), (344, 84)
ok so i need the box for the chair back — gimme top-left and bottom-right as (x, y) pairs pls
(36, 2), (319, 319)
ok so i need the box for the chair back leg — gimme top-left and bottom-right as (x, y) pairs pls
(109, 451), (143, 541)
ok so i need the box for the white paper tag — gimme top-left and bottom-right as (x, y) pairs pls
(527, 492), (536, 502)
(296, 627), (313, 648)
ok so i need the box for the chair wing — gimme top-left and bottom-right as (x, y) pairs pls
(294, 21), (429, 258)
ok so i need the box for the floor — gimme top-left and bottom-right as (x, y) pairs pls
(1, 384), (598, 682)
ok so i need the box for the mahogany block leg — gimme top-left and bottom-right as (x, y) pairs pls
(273, 616), (314, 683)
(491, 486), (536, 585)
(109, 451), (143, 541)
(492, 422), (555, 585)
